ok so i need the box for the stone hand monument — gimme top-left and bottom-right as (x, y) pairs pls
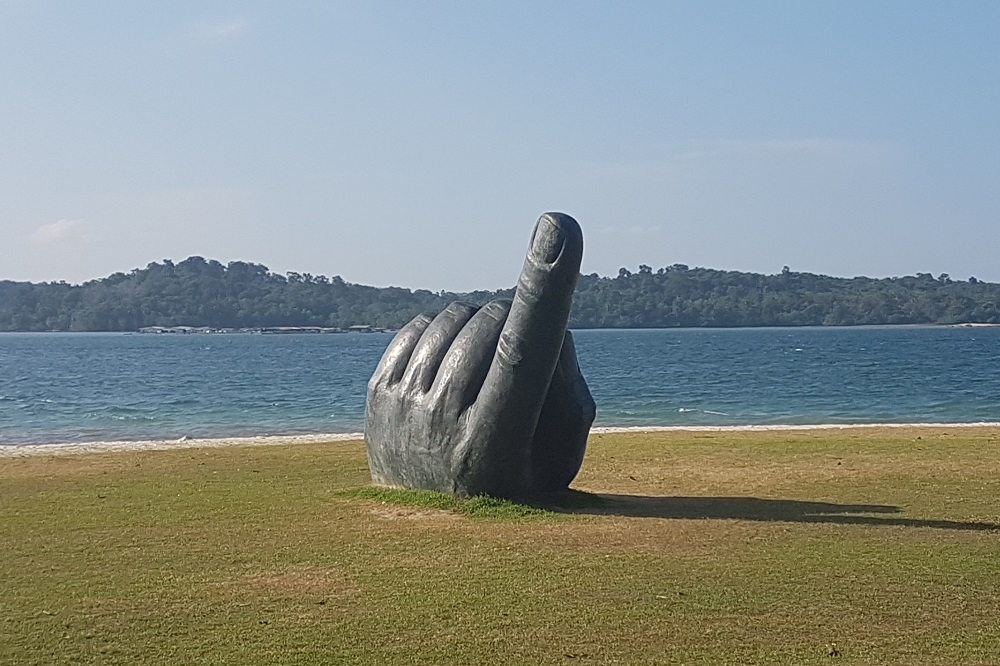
(365, 213), (596, 498)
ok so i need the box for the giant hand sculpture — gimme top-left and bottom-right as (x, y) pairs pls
(364, 213), (596, 499)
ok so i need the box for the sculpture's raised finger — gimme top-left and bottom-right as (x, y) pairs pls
(368, 313), (433, 393)
(474, 213), (584, 440)
(429, 298), (512, 414)
(399, 302), (479, 395)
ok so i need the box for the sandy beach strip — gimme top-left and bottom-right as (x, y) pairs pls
(0, 433), (362, 458)
(3, 422), (1000, 458)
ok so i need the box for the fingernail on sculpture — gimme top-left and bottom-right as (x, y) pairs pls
(364, 213), (597, 498)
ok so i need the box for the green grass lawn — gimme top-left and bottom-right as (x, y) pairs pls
(2, 428), (999, 665)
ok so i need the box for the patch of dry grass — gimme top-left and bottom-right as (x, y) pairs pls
(2, 428), (999, 665)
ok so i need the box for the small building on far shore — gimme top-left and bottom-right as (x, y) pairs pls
(259, 326), (344, 334)
(137, 325), (388, 334)
(139, 326), (214, 334)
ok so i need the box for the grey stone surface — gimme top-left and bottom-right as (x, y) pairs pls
(364, 213), (596, 498)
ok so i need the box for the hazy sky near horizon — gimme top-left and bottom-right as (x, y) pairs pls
(2, 1), (998, 290)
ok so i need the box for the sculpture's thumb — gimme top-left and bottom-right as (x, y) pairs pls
(474, 213), (584, 442)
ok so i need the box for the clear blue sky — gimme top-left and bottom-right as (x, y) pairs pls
(3, 1), (998, 290)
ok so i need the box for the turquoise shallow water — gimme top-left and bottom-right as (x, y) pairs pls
(1, 326), (998, 446)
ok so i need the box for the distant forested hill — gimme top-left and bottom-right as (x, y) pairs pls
(1, 257), (999, 331)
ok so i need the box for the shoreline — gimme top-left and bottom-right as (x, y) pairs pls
(3, 422), (1000, 457)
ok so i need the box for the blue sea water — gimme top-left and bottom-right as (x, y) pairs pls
(1, 326), (998, 446)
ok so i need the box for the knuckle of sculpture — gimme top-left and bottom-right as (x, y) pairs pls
(482, 299), (511, 320)
(446, 301), (477, 317)
(497, 330), (525, 367)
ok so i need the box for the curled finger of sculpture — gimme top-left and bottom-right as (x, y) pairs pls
(399, 302), (479, 395)
(367, 313), (433, 393)
(530, 331), (595, 492)
(429, 299), (513, 416)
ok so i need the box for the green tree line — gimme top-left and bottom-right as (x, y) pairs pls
(2, 257), (999, 332)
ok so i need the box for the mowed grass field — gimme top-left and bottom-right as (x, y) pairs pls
(2, 428), (999, 665)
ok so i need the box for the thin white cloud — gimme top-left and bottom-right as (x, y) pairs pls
(595, 225), (663, 236)
(30, 218), (88, 244)
(189, 17), (253, 44)
(679, 138), (890, 162)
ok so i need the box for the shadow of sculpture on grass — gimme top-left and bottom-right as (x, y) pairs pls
(538, 491), (1000, 532)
